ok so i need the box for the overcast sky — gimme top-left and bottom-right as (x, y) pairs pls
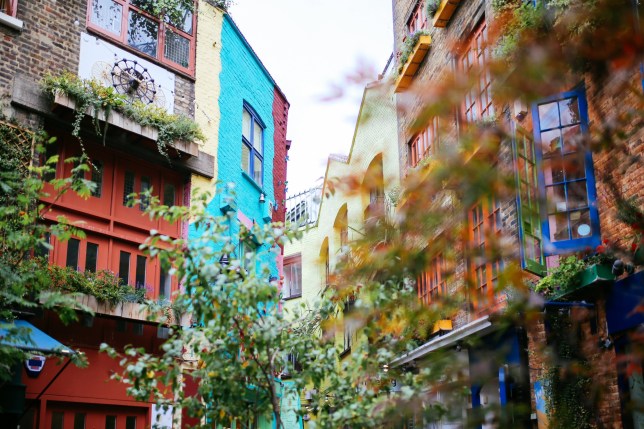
(228, 0), (394, 196)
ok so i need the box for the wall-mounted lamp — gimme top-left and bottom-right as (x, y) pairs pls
(259, 193), (266, 203)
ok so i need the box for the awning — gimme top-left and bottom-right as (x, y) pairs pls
(606, 271), (644, 335)
(0, 320), (75, 355)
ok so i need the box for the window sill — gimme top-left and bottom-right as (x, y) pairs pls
(241, 170), (264, 193)
(394, 34), (432, 93)
(0, 11), (23, 31)
(283, 294), (302, 301)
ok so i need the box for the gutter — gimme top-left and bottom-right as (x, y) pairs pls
(391, 316), (493, 367)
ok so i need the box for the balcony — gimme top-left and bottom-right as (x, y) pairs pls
(433, 0), (462, 28)
(394, 34), (432, 93)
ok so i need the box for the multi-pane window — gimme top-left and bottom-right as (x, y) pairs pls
(533, 88), (600, 252)
(283, 255), (302, 299)
(241, 104), (264, 187)
(417, 254), (446, 306)
(409, 117), (439, 167)
(461, 20), (493, 122)
(469, 198), (502, 307)
(406, 0), (427, 35)
(515, 129), (545, 274)
(87, 0), (196, 73)
(90, 160), (103, 198)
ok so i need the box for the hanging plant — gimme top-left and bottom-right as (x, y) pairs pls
(426, 0), (441, 18)
(42, 72), (204, 160)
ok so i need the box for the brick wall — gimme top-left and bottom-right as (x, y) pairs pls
(0, 0), (195, 122)
(272, 87), (290, 223)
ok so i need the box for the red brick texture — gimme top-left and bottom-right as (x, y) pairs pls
(272, 87), (290, 223)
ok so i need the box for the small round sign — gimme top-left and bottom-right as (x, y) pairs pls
(577, 224), (591, 237)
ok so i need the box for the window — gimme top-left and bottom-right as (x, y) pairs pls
(90, 160), (103, 198)
(461, 20), (493, 122)
(241, 104), (264, 187)
(163, 183), (175, 206)
(66, 238), (81, 269)
(409, 117), (439, 167)
(0, 0), (17, 17)
(74, 413), (86, 429)
(469, 198), (502, 307)
(125, 415), (137, 429)
(532, 87), (600, 253)
(51, 412), (64, 429)
(87, 0), (196, 74)
(140, 175), (151, 211)
(85, 242), (99, 272)
(123, 170), (135, 206)
(119, 250), (131, 284)
(105, 415), (117, 429)
(515, 127), (545, 275)
(159, 265), (171, 299)
(283, 255), (302, 299)
(342, 300), (355, 353)
(418, 254), (446, 306)
(135, 255), (146, 289)
(406, 0), (427, 35)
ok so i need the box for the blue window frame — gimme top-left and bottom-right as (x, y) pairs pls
(532, 86), (600, 254)
(241, 103), (264, 187)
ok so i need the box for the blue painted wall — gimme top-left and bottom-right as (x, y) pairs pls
(198, 14), (278, 276)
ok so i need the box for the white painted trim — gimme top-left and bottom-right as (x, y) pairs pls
(0, 11), (23, 31)
(392, 316), (493, 366)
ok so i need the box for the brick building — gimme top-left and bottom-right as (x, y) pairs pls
(390, 0), (643, 428)
(0, 0), (289, 428)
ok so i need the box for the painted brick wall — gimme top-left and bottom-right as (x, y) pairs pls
(272, 87), (290, 224)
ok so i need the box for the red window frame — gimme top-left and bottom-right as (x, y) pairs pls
(460, 20), (494, 122)
(468, 198), (502, 309)
(85, 0), (196, 76)
(406, 0), (427, 36)
(409, 117), (439, 167)
(1, 0), (18, 17)
(418, 253), (446, 306)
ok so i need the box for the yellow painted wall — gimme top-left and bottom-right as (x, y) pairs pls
(284, 80), (399, 326)
(190, 3), (224, 203)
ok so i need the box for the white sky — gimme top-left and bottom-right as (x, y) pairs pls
(228, 0), (394, 196)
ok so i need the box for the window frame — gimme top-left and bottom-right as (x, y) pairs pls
(85, 0), (196, 76)
(283, 254), (302, 300)
(468, 198), (503, 309)
(418, 253), (446, 306)
(532, 86), (600, 254)
(460, 19), (494, 123)
(241, 103), (265, 187)
(408, 117), (439, 167)
(406, 0), (428, 36)
(1, 0), (18, 17)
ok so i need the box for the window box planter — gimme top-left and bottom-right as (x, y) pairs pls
(550, 264), (615, 301)
(433, 0), (462, 28)
(394, 35), (432, 93)
(432, 319), (453, 334)
(52, 93), (200, 157)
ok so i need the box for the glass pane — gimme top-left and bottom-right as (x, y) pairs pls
(549, 213), (570, 242)
(542, 156), (564, 185)
(90, 0), (122, 36)
(66, 238), (80, 269)
(253, 154), (262, 185)
(253, 124), (263, 155)
(538, 101), (559, 129)
(571, 210), (592, 238)
(140, 176), (151, 211)
(165, 5), (193, 34)
(242, 109), (251, 140)
(123, 171), (135, 206)
(86, 242), (98, 273)
(159, 266), (171, 299)
(52, 412), (64, 429)
(164, 29), (190, 68)
(105, 415), (117, 429)
(91, 160), (103, 198)
(74, 413), (86, 429)
(119, 251), (131, 285)
(163, 184), (175, 206)
(567, 180), (588, 209)
(562, 124), (582, 153)
(564, 153), (585, 180)
(540, 129), (562, 157)
(128, 11), (158, 57)
(559, 97), (580, 126)
(241, 144), (251, 173)
(135, 255), (146, 290)
(546, 185), (566, 213)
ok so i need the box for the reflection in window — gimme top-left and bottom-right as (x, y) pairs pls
(128, 10), (158, 57)
(91, 0), (122, 36)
